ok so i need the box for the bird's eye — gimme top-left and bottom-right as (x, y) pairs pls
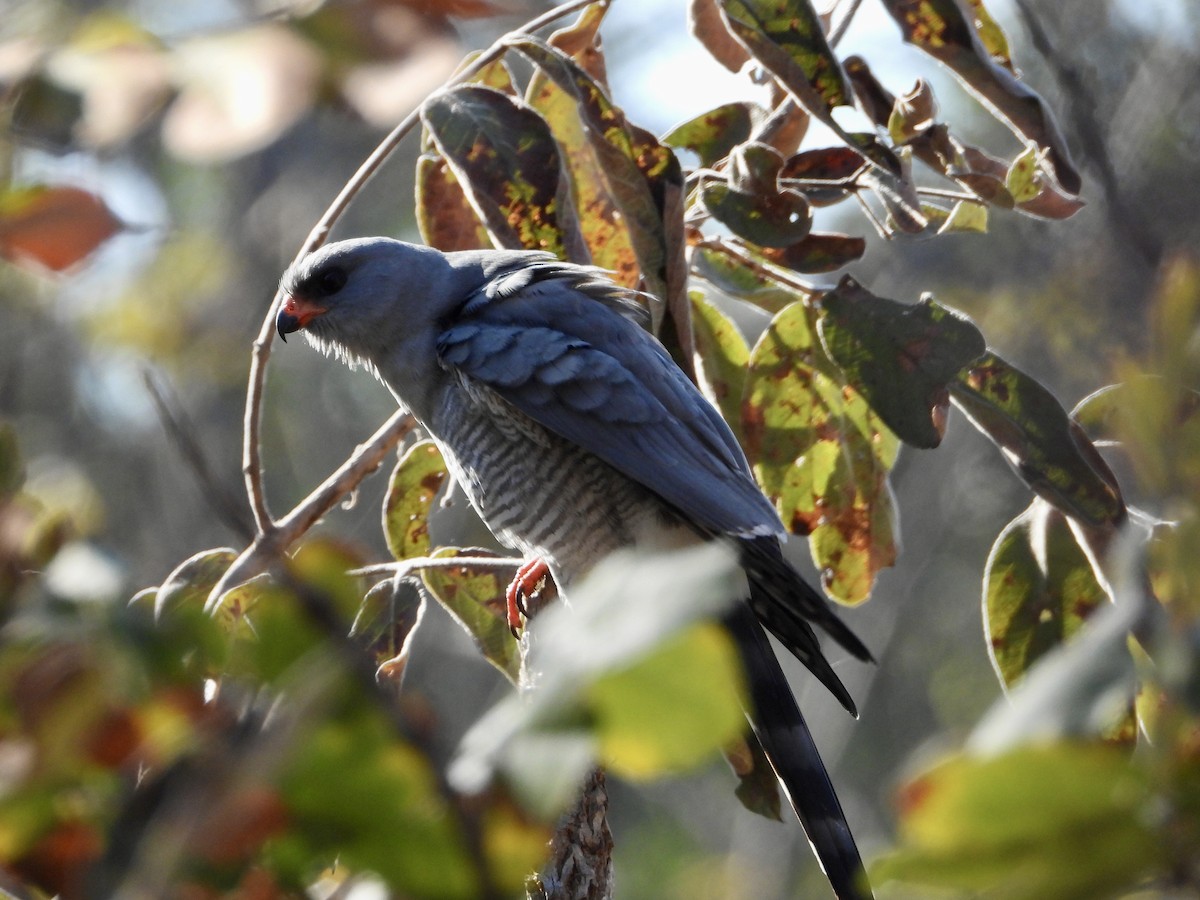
(314, 266), (347, 296)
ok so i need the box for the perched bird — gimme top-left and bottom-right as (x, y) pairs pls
(277, 237), (874, 899)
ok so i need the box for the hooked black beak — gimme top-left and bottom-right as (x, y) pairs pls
(276, 294), (327, 342)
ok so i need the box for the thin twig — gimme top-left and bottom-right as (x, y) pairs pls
(208, 411), (416, 610)
(352, 557), (522, 579)
(828, 0), (864, 49)
(916, 186), (981, 203)
(240, 0), (601, 539)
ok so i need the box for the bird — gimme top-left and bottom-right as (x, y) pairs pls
(276, 237), (875, 899)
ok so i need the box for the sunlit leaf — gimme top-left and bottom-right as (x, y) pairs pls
(983, 501), (1110, 690)
(0, 185), (123, 272)
(589, 622), (745, 778)
(546, 0), (611, 86)
(818, 277), (986, 448)
(937, 198), (988, 234)
(156, 547), (238, 620)
(1005, 144), (1041, 203)
(690, 240), (808, 315)
(421, 84), (581, 257)
(382, 439), (448, 561)
(689, 290), (749, 441)
(756, 232), (866, 273)
(452, 544), (744, 814)
(951, 352), (1125, 525)
(719, 0), (850, 114)
(415, 151), (492, 252)
(691, 0), (752, 73)
(887, 78), (938, 145)
(352, 577), (426, 681)
(876, 744), (1164, 898)
(663, 102), (757, 168)
(744, 301), (898, 603)
(421, 547), (521, 683)
(964, 0), (1014, 71)
(878, 0), (1081, 194)
(512, 38), (684, 325)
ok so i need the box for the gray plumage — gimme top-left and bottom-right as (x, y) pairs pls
(278, 237), (874, 900)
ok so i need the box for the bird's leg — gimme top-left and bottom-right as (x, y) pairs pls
(506, 557), (550, 635)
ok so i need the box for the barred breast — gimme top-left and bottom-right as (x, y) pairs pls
(430, 379), (686, 588)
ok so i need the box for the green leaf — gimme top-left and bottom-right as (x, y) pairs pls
(662, 102), (757, 168)
(1005, 144), (1042, 203)
(938, 198), (988, 234)
(414, 150), (492, 252)
(690, 240), (807, 315)
(421, 85), (581, 256)
(275, 697), (480, 898)
(744, 301), (899, 603)
(352, 578), (426, 681)
(453, 544), (745, 816)
(420, 547), (521, 683)
(964, 0), (1015, 71)
(156, 547), (238, 620)
(876, 744), (1163, 898)
(700, 182), (812, 248)
(589, 622), (746, 778)
(718, 0), (851, 115)
(382, 439), (448, 562)
(689, 290), (749, 442)
(951, 352), (1125, 525)
(983, 501), (1109, 690)
(818, 277), (986, 449)
(724, 735), (782, 820)
(878, 0), (1081, 195)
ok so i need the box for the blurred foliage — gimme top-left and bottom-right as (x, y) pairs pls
(1, 0), (1200, 896)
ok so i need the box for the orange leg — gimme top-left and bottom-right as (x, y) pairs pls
(506, 557), (550, 636)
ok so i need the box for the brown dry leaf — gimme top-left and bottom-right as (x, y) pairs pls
(162, 25), (322, 164)
(0, 185), (124, 272)
(690, 0), (751, 73)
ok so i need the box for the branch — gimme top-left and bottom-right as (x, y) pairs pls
(352, 557), (522, 579)
(208, 410), (416, 611)
(239, 0), (603, 538)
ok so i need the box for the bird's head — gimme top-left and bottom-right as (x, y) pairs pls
(276, 237), (455, 369)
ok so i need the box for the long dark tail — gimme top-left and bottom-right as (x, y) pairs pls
(724, 602), (874, 899)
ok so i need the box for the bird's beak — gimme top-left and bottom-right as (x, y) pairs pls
(276, 294), (328, 342)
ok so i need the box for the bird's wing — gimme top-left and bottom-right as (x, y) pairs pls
(436, 266), (784, 539)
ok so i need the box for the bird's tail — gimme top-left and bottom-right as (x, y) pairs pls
(724, 603), (874, 900)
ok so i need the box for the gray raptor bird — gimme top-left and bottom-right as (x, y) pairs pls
(276, 237), (875, 900)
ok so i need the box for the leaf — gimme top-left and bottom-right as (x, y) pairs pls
(689, 290), (749, 441)
(663, 102), (757, 168)
(779, 146), (864, 206)
(878, 0), (1081, 195)
(420, 547), (521, 683)
(964, 0), (1015, 72)
(0, 185), (124, 272)
(382, 439), (448, 561)
(452, 544), (745, 816)
(743, 301), (899, 603)
(690, 0), (752, 73)
(719, 0), (851, 114)
(1005, 144), (1042, 203)
(524, 40), (639, 286)
(756, 232), (865, 273)
(700, 182), (812, 248)
(876, 744), (1164, 898)
(818, 277), (986, 448)
(156, 547), (239, 620)
(690, 239), (807, 315)
(887, 78), (938, 145)
(0, 422), (24, 502)
(983, 501), (1110, 690)
(352, 578), (426, 681)
(937, 199), (988, 234)
(546, 0), (611, 87)
(951, 352), (1126, 525)
(589, 622), (746, 779)
(724, 734), (782, 820)
(421, 85), (582, 257)
(414, 151), (492, 252)
(512, 38), (686, 333)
